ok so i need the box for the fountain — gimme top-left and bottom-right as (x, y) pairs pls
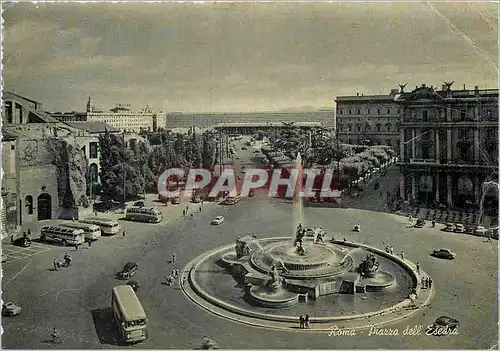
(186, 152), (420, 325)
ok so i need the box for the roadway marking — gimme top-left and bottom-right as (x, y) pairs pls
(2, 244), (51, 264)
(4, 258), (33, 287)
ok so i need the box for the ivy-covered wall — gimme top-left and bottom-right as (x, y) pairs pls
(46, 138), (89, 209)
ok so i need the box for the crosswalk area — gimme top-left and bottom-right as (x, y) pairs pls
(2, 243), (51, 264)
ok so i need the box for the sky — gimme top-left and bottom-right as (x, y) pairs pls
(2, 1), (498, 113)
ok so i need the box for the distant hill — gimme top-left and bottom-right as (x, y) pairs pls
(279, 106), (333, 112)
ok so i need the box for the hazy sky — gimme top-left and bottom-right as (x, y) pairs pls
(3, 2), (498, 113)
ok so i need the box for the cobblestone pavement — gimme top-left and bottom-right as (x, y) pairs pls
(1, 194), (497, 349)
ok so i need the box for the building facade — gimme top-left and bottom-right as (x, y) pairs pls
(51, 97), (158, 133)
(335, 90), (400, 152)
(396, 83), (498, 214)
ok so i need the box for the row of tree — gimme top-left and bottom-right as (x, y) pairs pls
(99, 129), (219, 202)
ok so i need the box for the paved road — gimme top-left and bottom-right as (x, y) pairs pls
(2, 193), (497, 349)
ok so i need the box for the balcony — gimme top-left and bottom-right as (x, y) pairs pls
(409, 158), (440, 165)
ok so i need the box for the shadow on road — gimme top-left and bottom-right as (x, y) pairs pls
(91, 307), (123, 346)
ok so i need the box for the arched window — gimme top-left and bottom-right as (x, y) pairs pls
(25, 195), (33, 215)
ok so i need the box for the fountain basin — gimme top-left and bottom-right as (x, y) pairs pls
(249, 286), (300, 308)
(359, 271), (397, 291)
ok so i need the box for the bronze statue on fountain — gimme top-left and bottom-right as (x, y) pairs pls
(294, 223), (306, 256)
(266, 264), (286, 292)
(235, 237), (252, 259)
(356, 253), (380, 277)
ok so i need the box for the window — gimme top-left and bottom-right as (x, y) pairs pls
(386, 123), (391, 132)
(339, 109), (343, 115)
(367, 109), (371, 114)
(338, 124), (343, 131)
(487, 110), (492, 119)
(365, 124), (371, 131)
(357, 124), (361, 132)
(397, 108), (401, 114)
(387, 109), (391, 114)
(25, 195), (33, 215)
(377, 109), (381, 115)
(89, 142), (98, 159)
(347, 124), (352, 132)
(376, 124), (381, 132)
(460, 110), (466, 120)
(357, 109), (361, 114)
(81, 145), (86, 156)
(421, 110), (428, 121)
(386, 139), (392, 147)
(10, 144), (15, 150)
(348, 109), (352, 115)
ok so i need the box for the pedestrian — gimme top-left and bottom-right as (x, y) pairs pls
(421, 277), (426, 288)
(299, 315), (305, 329)
(123, 230), (126, 237)
(385, 246), (390, 254)
(74, 243), (79, 251)
(185, 206), (189, 213)
(94, 211), (98, 216)
(408, 214), (413, 226)
(425, 277), (429, 288)
(10, 235), (14, 244)
(400, 251), (405, 260)
(27, 229), (31, 236)
(305, 314), (310, 329)
(88, 238), (92, 248)
(431, 219), (436, 228)
(428, 278), (433, 289)
(199, 205), (202, 212)
(182, 209), (186, 216)
(182, 276), (186, 285)
(168, 274), (174, 286)
(53, 259), (58, 271)
(416, 262), (420, 273)
(23, 231), (27, 238)
(390, 246), (394, 255)
(172, 253), (176, 263)
(190, 213), (194, 219)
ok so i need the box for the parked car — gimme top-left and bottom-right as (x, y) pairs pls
(116, 262), (139, 280)
(414, 219), (426, 228)
(2, 302), (21, 316)
(443, 223), (456, 232)
(427, 316), (459, 336)
(211, 216), (225, 225)
(432, 248), (456, 260)
(171, 197), (181, 205)
(474, 225), (487, 235)
(126, 280), (140, 292)
(133, 201), (145, 208)
(13, 237), (31, 247)
(453, 224), (465, 233)
(241, 147), (247, 150)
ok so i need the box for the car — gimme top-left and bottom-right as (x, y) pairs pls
(191, 195), (201, 203)
(453, 224), (465, 233)
(432, 248), (456, 260)
(126, 280), (140, 292)
(13, 237), (31, 247)
(443, 223), (456, 232)
(427, 316), (459, 336)
(414, 219), (426, 228)
(132, 201), (145, 208)
(116, 262), (139, 280)
(475, 225), (487, 235)
(2, 302), (21, 316)
(241, 147), (247, 150)
(171, 197), (181, 205)
(211, 216), (224, 225)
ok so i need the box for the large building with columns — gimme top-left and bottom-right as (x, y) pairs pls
(396, 83), (498, 214)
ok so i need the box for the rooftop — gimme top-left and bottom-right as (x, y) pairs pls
(64, 121), (120, 133)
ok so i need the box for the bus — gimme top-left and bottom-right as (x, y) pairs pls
(40, 225), (85, 246)
(79, 217), (122, 236)
(111, 285), (148, 343)
(224, 195), (242, 205)
(60, 221), (101, 241)
(125, 207), (163, 223)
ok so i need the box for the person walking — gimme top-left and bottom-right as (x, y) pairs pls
(53, 259), (59, 271)
(88, 238), (92, 248)
(428, 278), (433, 289)
(421, 277), (426, 288)
(431, 219), (436, 228)
(172, 253), (177, 263)
(299, 315), (305, 329)
(10, 235), (14, 244)
(304, 314), (310, 329)
(122, 230), (126, 237)
(416, 262), (420, 274)
(27, 229), (31, 237)
(389, 246), (394, 255)
(74, 243), (79, 251)
(400, 251), (405, 260)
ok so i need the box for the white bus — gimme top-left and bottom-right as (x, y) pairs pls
(125, 207), (163, 223)
(60, 221), (101, 241)
(79, 217), (122, 236)
(40, 225), (85, 246)
(224, 195), (242, 205)
(112, 285), (148, 343)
